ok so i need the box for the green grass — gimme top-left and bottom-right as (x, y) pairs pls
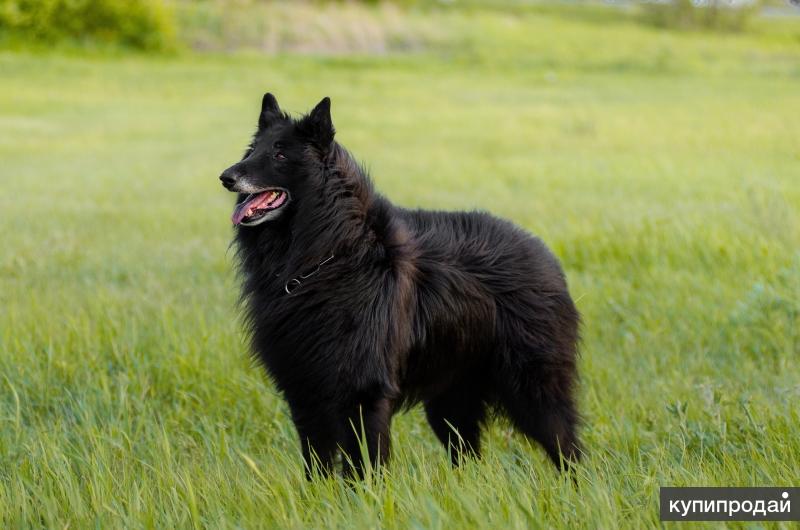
(1, 6), (800, 528)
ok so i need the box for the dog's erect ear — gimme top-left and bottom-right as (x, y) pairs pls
(259, 92), (281, 128)
(299, 97), (335, 150)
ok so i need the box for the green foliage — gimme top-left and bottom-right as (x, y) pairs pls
(641, 0), (762, 32)
(0, 0), (177, 50)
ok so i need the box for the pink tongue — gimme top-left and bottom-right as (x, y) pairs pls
(232, 192), (271, 225)
(231, 196), (254, 225)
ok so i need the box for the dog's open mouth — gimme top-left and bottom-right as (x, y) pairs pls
(232, 189), (289, 226)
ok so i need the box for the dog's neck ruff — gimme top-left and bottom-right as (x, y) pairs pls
(284, 254), (335, 295)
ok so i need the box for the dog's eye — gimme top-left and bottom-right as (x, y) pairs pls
(273, 142), (286, 161)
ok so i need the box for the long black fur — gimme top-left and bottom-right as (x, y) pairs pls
(220, 94), (582, 478)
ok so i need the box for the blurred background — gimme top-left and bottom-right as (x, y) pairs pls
(1, 0), (799, 53)
(1, 1), (799, 528)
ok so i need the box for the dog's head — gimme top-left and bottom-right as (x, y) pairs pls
(219, 93), (334, 227)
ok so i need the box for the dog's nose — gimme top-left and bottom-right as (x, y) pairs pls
(219, 168), (239, 189)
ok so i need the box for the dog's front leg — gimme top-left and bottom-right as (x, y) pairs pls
(289, 403), (341, 479)
(341, 395), (394, 479)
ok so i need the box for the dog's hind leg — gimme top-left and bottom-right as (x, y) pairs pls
(424, 382), (488, 466)
(498, 366), (581, 470)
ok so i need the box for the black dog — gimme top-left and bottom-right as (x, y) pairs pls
(220, 94), (581, 478)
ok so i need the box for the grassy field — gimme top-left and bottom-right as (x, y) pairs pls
(1, 5), (799, 528)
